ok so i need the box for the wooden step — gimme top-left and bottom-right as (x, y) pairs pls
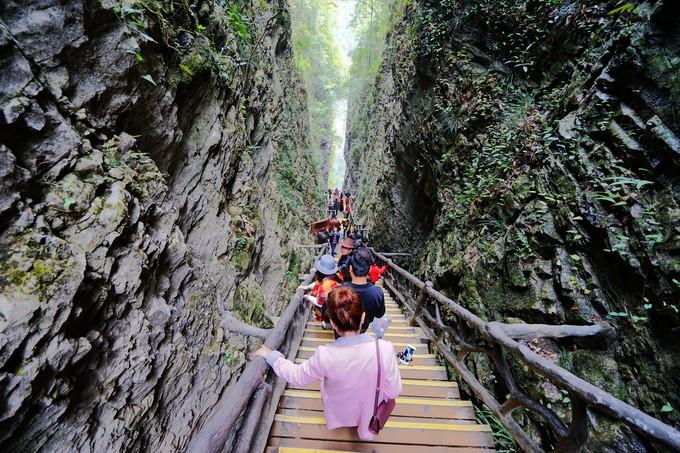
(292, 358), (447, 380)
(296, 347), (438, 366)
(267, 438), (494, 452)
(306, 318), (411, 325)
(279, 390), (475, 420)
(301, 337), (426, 348)
(290, 379), (460, 399)
(277, 408), (475, 425)
(269, 413), (494, 447)
(307, 322), (416, 332)
(268, 279), (493, 452)
(302, 329), (425, 343)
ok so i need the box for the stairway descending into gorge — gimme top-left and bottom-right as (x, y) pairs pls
(265, 281), (495, 452)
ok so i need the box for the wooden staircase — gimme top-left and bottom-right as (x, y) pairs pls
(266, 281), (495, 452)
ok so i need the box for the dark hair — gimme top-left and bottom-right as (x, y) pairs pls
(350, 246), (374, 277)
(326, 286), (363, 332)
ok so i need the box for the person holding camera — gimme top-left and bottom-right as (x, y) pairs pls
(254, 286), (401, 440)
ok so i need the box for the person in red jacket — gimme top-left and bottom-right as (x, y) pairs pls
(368, 259), (387, 283)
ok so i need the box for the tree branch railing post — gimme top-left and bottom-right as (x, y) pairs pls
(408, 280), (432, 326)
(231, 382), (272, 453)
(186, 250), (323, 453)
(372, 249), (680, 452)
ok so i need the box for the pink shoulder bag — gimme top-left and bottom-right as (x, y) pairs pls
(368, 338), (396, 434)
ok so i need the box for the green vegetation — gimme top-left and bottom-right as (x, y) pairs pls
(345, 0), (680, 446)
(474, 404), (520, 452)
(226, 2), (250, 43)
(0, 233), (66, 301)
(141, 74), (157, 86)
(347, 0), (409, 102)
(110, 0), (272, 89)
(346, 0), (409, 150)
(661, 403), (675, 413)
(290, 0), (344, 189)
(232, 280), (273, 328)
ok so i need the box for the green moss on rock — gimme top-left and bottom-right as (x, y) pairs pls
(232, 235), (255, 272)
(233, 280), (272, 328)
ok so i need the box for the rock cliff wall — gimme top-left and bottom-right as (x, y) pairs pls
(346, 0), (680, 450)
(0, 0), (319, 450)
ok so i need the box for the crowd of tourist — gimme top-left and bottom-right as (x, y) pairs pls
(254, 190), (398, 440)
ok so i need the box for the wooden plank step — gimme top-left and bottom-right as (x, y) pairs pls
(267, 438), (494, 452)
(296, 348), (438, 366)
(292, 359), (447, 380)
(296, 346), (432, 355)
(290, 379), (460, 399)
(279, 390), (475, 420)
(306, 319), (413, 326)
(301, 338), (426, 348)
(305, 323), (430, 343)
(277, 408), (476, 426)
(307, 322), (416, 331)
(269, 414), (494, 447)
(304, 328), (419, 336)
(302, 329), (424, 342)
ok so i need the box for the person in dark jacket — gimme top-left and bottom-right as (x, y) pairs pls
(329, 227), (340, 256)
(343, 247), (385, 332)
(336, 237), (355, 281)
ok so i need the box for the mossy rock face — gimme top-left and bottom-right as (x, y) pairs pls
(482, 283), (535, 318)
(560, 350), (626, 399)
(231, 235), (255, 272)
(0, 231), (84, 302)
(232, 280), (272, 329)
(344, 0), (680, 449)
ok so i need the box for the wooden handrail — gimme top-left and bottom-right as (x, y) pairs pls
(186, 250), (322, 453)
(374, 249), (680, 452)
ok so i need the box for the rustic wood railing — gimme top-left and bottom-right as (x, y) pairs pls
(374, 250), (680, 452)
(186, 250), (323, 453)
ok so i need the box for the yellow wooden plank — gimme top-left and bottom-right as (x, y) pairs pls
(307, 323), (413, 330)
(400, 365), (446, 371)
(290, 379), (459, 389)
(268, 438), (492, 453)
(273, 414), (492, 432)
(282, 390), (471, 407)
(304, 329), (419, 339)
(295, 346), (435, 358)
(401, 379), (456, 387)
(292, 358), (444, 373)
(301, 337), (423, 347)
(278, 448), (354, 453)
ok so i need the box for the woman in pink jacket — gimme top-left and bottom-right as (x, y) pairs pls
(254, 286), (402, 440)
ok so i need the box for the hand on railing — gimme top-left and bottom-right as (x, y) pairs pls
(252, 346), (272, 360)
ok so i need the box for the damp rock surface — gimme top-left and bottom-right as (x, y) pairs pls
(0, 0), (320, 450)
(345, 0), (680, 450)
